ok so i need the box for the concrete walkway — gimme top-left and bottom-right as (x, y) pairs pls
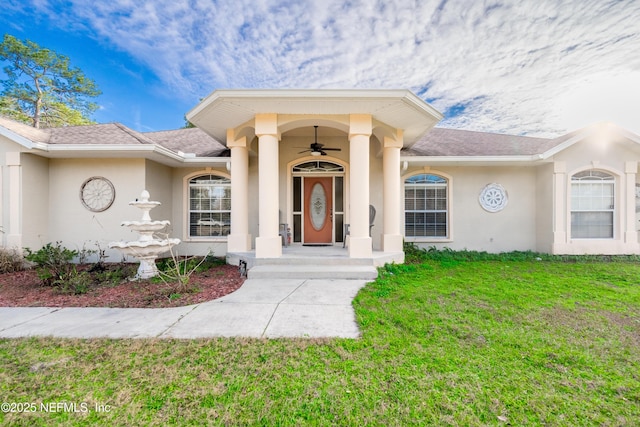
(0, 279), (368, 339)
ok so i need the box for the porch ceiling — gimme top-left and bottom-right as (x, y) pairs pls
(186, 89), (443, 148)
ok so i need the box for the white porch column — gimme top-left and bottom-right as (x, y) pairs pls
(226, 132), (251, 252)
(6, 152), (22, 250)
(348, 114), (372, 258)
(624, 161), (638, 246)
(382, 132), (404, 253)
(255, 113), (282, 258)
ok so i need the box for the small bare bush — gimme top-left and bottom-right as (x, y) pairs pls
(0, 248), (26, 273)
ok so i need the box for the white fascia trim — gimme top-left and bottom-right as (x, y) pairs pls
(401, 155), (542, 163)
(0, 126), (34, 149)
(202, 88), (416, 100)
(538, 123), (640, 160)
(188, 88), (443, 120)
(539, 131), (589, 160)
(181, 157), (230, 165)
(38, 143), (180, 157)
(400, 91), (445, 121)
(619, 127), (640, 145)
(31, 143), (229, 164)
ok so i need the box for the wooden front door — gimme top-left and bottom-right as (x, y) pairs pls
(304, 177), (333, 244)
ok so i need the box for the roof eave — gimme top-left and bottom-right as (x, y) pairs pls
(539, 131), (590, 160)
(401, 154), (546, 166)
(0, 126), (35, 149)
(539, 122), (640, 159)
(187, 89), (443, 146)
(29, 143), (230, 167)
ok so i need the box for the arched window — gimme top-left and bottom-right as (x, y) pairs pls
(188, 174), (231, 238)
(405, 174), (448, 238)
(571, 170), (614, 238)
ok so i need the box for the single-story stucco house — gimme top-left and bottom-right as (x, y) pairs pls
(1, 89), (639, 267)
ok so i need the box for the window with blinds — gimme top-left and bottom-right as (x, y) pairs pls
(404, 174), (448, 238)
(571, 170), (614, 238)
(188, 175), (231, 238)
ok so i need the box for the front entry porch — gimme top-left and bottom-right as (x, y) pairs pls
(227, 245), (404, 280)
(224, 113), (407, 261)
(188, 90), (443, 264)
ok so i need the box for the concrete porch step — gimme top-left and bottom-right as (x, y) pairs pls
(248, 256), (375, 267)
(247, 265), (379, 280)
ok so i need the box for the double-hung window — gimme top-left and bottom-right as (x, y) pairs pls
(189, 175), (231, 238)
(404, 174), (448, 238)
(571, 170), (614, 238)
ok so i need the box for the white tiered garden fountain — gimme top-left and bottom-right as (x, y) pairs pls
(109, 190), (180, 279)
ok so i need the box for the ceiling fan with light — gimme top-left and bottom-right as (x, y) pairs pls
(298, 126), (342, 156)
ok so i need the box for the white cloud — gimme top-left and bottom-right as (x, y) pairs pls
(22, 0), (640, 136)
(551, 70), (640, 133)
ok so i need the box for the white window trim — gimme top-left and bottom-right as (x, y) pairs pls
(402, 169), (453, 242)
(568, 168), (618, 240)
(183, 170), (231, 242)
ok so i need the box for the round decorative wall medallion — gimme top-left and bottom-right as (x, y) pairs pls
(479, 183), (508, 213)
(80, 177), (115, 212)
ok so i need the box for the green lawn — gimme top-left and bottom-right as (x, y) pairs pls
(1, 251), (639, 426)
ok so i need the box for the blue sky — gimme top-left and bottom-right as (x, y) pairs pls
(1, 0), (639, 137)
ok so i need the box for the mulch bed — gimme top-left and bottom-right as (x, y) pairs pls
(0, 264), (245, 308)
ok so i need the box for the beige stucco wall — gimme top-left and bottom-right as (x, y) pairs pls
(47, 158), (146, 261)
(144, 160), (173, 226)
(248, 155), (259, 247)
(0, 137), (50, 251)
(637, 163), (640, 234)
(0, 161), (6, 247)
(0, 138), (24, 249)
(21, 153), (50, 250)
(368, 140), (384, 250)
(405, 166), (538, 253)
(535, 163), (554, 253)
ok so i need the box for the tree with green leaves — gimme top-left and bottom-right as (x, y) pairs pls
(0, 34), (101, 128)
(183, 115), (195, 128)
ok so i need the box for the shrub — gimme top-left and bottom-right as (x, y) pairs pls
(155, 251), (218, 292)
(57, 270), (92, 295)
(92, 264), (136, 286)
(24, 242), (78, 286)
(0, 248), (26, 273)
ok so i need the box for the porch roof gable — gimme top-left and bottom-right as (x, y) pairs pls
(186, 89), (444, 147)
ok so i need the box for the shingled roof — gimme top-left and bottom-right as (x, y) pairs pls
(0, 116), (50, 144)
(403, 127), (567, 157)
(0, 116), (226, 158)
(145, 128), (228, 157)
(48, 122), (156, 145)
(3, 115), (631, 161)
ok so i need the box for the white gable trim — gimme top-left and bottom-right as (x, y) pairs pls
(539, 130), (591, 160)
(540, 123), (640, 160)
(0, 125), (34, 149)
